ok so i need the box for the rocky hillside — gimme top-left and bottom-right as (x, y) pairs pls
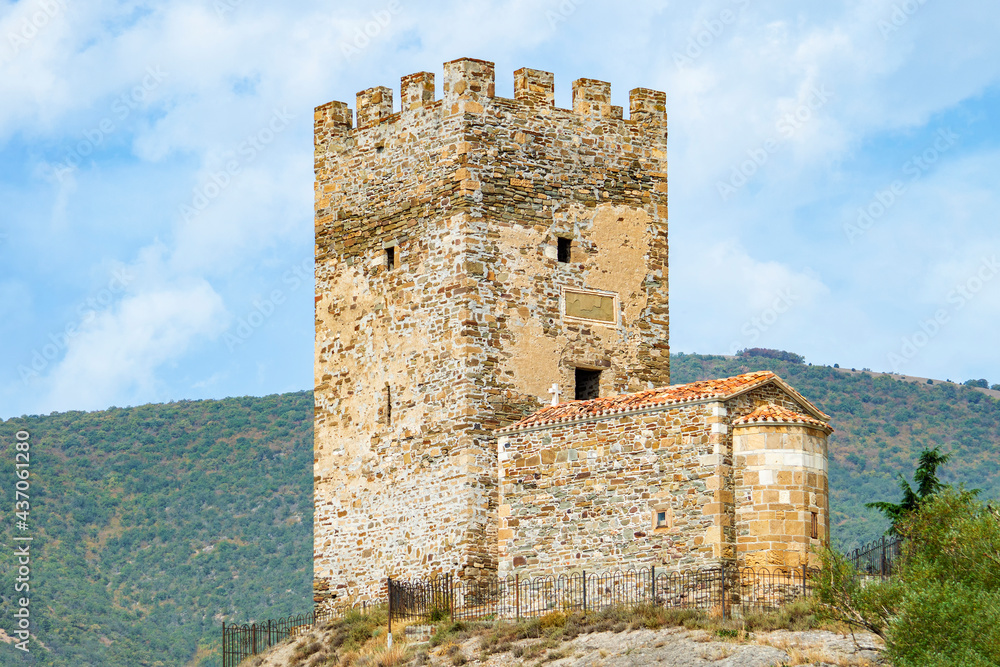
(248, 606), (885, 667)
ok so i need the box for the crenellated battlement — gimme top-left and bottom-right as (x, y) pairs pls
(314, 57), (667, 141)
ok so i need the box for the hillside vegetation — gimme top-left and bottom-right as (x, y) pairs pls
(1, 353), (998, 665)
(0, 393), (313, 666)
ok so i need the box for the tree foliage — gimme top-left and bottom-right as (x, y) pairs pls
(818, 490), (1000, 666)
(736, 348), (805, 364)
(865, 447), (954, 534)
(0, 392), (314, 666)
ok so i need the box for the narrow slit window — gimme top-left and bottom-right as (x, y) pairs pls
(385, 246), (396, 270)
(557, 237), (571, 263)
(385, 384), (392, 426)
(811, 512), (818, 539)
(574, 368), (601, 400)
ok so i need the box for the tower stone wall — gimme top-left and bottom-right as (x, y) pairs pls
(313, 59), (670, 607)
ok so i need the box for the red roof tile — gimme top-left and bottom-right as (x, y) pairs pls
(733, 403), (833, 432)
(501, 371), (829, 432)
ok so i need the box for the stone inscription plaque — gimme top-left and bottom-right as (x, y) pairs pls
(564, 290), (617, 323)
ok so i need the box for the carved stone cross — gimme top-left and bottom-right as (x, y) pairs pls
(548, 383), (562, 406)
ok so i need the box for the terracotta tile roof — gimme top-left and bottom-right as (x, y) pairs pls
(733, 403), (833, 432)
(501, 371), (829, 432)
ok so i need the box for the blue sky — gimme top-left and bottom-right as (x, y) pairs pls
(2, 0), (999, 418)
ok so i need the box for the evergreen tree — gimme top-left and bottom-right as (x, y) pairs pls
(865, 447), (953, 534)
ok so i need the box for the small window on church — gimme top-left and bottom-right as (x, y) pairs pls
(656, 511), (667, 528)
(811, 512), (818, 539)
(575, 368), (600, 400)
(385, 246), (396, 270)
(557, 237), (571, 263)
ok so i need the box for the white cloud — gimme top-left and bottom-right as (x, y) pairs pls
(672, 240), (830, 355)
(39, 280), (228, 412)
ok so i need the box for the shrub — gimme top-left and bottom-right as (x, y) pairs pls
(818, 490), (1000, 666)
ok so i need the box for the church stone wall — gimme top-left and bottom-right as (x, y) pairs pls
(497, 401), (731, 578)
(314, 59), (670, 608)
(497, 383), (830, 578)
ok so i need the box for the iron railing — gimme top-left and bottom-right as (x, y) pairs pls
(222, 605), (352, 667)
(845, 534), (903, 578)
(223, 565), (821, 664)
(387, 565), (818, 628)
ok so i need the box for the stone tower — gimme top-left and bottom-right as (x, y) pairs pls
(313, 58), (669, 607)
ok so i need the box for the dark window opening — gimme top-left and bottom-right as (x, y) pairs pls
(385, 246), (396, 270)
(656, 511), (667, 528)
(557, 237), (571, 263)
(575, 368), (601, 400)
(811, 512), (818, 539)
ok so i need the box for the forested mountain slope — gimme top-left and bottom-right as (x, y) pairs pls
(2, 353), (997, 665)
(0, 393), (313, 666)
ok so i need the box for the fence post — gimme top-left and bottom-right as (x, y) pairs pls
(650, 565), (655, 605)
(802, 563), (807, 599)
(582, 570), (587, 614)
(222, 622), (227, 667)
(720, 567), (727, 620)
(515, 574), (520, 622)
(252, 622), (257, 656)
(387, 577), (392, 637)
(448, 573), (454, 618)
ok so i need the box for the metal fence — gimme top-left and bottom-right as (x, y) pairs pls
(387, 565), (817, 628)
(223, 539), (908, 665)
(845, 534), (903, 578)
(223, 566), (820, 665)
(222, 605), (351, 667)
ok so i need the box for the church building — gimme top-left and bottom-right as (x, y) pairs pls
(312, 58), (830, 609)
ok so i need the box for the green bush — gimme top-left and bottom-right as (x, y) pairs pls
(818, 489), (1000, 666)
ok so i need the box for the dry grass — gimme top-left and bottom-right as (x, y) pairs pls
(765, 638), (879, 667)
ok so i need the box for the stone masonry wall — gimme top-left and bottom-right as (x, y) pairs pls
(314, 59), (669, 608)
(734, 423), (830, 568)
(497, 401), (730, 578)
(497, 382), (829, 579)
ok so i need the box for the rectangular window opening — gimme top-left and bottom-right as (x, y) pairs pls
(557, 237), (571, 263)
(385, 246), (396, 270)
(574, 368), (601, 401)
(656, 511), (667, 528)
(811, 512), (818, 539)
